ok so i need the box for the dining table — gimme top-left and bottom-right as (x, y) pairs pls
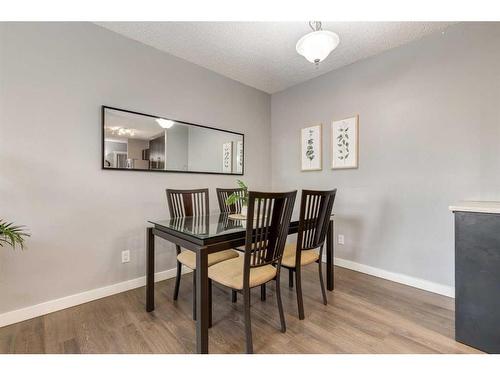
(145, 212), (335, 354)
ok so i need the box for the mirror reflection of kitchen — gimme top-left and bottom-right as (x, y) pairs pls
(103, 107), (244, 174)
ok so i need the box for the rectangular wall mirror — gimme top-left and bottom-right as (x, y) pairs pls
(102, 106), (244, 175)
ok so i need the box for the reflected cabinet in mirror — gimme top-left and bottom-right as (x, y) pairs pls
(102, 106), (244, 175)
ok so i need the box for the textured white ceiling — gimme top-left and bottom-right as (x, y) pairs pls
(96, 22), (454, 94)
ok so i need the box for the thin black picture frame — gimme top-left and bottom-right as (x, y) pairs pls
(101, 105), (245, 176)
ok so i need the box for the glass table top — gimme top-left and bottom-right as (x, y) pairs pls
(149, 213), (333, 241)
(149, 213), (249, 240)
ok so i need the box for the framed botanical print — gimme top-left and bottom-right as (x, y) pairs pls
(236, 140), (243, 174)
(331, 116), (359, 169)
(222, 142), (233, 173)
(301, 124), (322, 171)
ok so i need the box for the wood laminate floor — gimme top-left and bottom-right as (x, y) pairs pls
(0, 265), (481, 354)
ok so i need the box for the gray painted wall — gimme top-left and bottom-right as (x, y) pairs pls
(0, 22), (270, 314)
(271, 22), (500, 287)
(166, 125), (189, 171)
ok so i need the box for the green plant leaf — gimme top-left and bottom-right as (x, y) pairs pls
(225, 180), (249, 206)
(225, 193), (238, 206)
(0, 219), (30, 250)
(236, 179), (247, 190)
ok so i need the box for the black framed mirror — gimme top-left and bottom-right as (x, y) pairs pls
(102, 106), (244, 175)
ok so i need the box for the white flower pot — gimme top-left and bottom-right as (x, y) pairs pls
(241, 205), (248, 217)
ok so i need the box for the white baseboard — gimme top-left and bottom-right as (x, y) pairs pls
(0, 256), (454, 328)
(331, 256), (454, 298)
(0, 266), (192, 328)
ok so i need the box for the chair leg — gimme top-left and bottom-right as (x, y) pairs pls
(243, 288), (253, 354)
(275, 277), (286, 333)
(173, 261), (182, 300)
(192, 270), (197, 321)
(208, 279), (213, 328)
(295, 267), (305, 320)
(318, 250), (328, 305)
(231, 290), (237, 303)
(289, 268), (294, 288)
(260, 284), (266, 301)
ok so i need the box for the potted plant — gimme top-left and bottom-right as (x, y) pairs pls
(225, 179), (249, 217)
(0, 219), (30, 250)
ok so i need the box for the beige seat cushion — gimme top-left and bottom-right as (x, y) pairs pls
(208, 256), (277, 290)
(281, 242), (320, 268)
(177, 249), (239, 270)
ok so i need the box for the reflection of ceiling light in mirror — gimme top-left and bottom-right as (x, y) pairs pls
(156, 118), (174, 129)
(109, 126), (136, 137)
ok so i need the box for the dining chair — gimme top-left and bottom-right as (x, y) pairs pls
(216, 187), (246, 303)
(216, 187), (245, 214)
(207, 190), (297, 353)
(281, 189), (336, 320)
(166, 188), (239, 320)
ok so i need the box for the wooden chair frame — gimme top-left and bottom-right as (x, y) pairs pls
(217, 187), (247, 303)
(282, 189), (337, 320)
(166, 188), (210, 320)
(208, 190), (297, 353)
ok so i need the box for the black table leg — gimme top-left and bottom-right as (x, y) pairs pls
(196, 248), (209, 354)
(146, 227), (155, 312)
(326, 219), (334, 291)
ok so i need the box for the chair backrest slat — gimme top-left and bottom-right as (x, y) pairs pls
(166, 188), (209, 218)
(216, 188), (245, 214)
(243, 191), (296, 285)
(297, 189), (337, 252)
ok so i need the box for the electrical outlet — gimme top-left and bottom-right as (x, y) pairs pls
(121, 250), (130, 263)
(338, 234), (345, 245)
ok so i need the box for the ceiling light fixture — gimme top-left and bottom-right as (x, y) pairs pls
(296, 21), (339, 66)
(156, 118), (175, 129)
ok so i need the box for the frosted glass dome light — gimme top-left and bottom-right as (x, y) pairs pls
(296, 22), (339, 65)
(156, 118), (175, 129)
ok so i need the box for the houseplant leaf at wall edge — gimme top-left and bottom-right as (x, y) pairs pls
(0, 219), (30, 250)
